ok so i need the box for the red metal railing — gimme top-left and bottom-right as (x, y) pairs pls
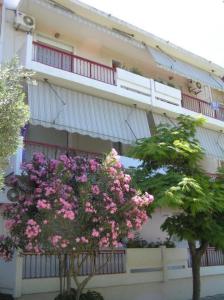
(22, 250), (126, 279)
(23, 140), (102, 161)
(188, 247), (224, 267)
(182, 93), (224, 121)
(32, 41), (116, 85)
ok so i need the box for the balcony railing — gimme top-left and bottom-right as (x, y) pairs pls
(188, 247), (224, 267)
(32, 41), (116, 85)
(23, 140), (102, 161)
(22, 250), (126, 279)
(182, 93), (224, 121)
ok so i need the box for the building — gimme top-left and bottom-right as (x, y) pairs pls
(0, 0), (224, 299)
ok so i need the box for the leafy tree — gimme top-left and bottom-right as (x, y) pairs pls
(0, 149), (153, 300)
(130, 115), (224, 300)
(0, 59), (29, 187)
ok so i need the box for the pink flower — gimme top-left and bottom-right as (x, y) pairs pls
(25, 220), (41, 239)
(33, 152), (46, 164)
(89, 159), (99, 172)
(127, 232), (134, 239)
(123, 174), (131, 184)
(80, 236), (89, 243)
(51, 235), (62, 246)
(34, 188), (42, 194)
(27, 219), (37, 226)
(61, 240), (69, 248)
(91, 185), (100, 195)
(85, 202), (96, 213)
(59, 198), (72, 209)
(5, 219), (15, 231)
(99, 236), (109, 248)
(45, 187), (55, 196)
(92, 229), (100, 238)
(25, 242), (33, 251)
(111, 149), (118, 156)
(126, 220), (133, 228)
(76, 174), (87, 183)
(107, 167), (117, 176)
(63, 210), (75, 220)
(37, 199), (51, 210)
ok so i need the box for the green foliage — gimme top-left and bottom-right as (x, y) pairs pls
(126, 232), (148, 248)
(0, 58), (30, 187)
(130, 115), (224, 248)
(125, 233), (175, 248)
(146, 238), (175, 248)
(130, 115), (205, 172)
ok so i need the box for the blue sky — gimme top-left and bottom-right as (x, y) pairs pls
(5, 0), (224, 68)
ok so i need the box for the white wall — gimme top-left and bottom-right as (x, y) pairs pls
(200, 155), (219, 174)
(141, 208), (172, 243)
(2, 10), (27, 63)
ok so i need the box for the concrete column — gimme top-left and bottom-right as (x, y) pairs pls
(160, 246), (168, 282)
(150, 78), (156, 106)
(13, 253), (23, 298)
(25, 33), (33, 67)
(14, 137), (23, 175)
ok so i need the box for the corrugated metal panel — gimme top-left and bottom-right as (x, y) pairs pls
(196, 127), (224, 160)
(28, 81), (150, 144)
(148, 46), (224, 91)
(152, 113), (224, 159)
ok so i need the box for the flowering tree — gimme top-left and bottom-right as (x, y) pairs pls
(0, 149), (153, 300)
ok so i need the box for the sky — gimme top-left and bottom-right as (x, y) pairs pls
(5, 0), (224, 68)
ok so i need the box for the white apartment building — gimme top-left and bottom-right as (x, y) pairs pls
(0, 1), (224, 299)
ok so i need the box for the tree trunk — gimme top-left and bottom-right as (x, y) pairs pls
(188, 241), (208, 300)
(75, 286), (82, 300)
(67, 255), (72, 293)
(191, 252), (201, 300)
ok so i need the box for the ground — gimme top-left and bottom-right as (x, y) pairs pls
(201, 296), (224, 300)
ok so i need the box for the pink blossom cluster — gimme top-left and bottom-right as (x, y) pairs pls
(0, 149), (153, 260)
(25, 219), (41, 239)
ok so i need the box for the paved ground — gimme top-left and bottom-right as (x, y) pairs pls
(201, 295), (224, 299)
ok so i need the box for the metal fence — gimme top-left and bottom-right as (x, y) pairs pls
(182, 93), (224, 121)
(22, 250), (126, 279)
(188, 247), (224, 267)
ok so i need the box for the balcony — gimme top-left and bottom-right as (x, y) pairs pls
(182, 94), (224, 122)
(23, 140), (102, 162)
(18, 35), (224, 131)
(32, 41), (116, 86)
(19, 35), (181, 110)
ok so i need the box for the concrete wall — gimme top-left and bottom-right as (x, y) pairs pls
(14, 248), (224, 300)
(2, 10), (27, 63)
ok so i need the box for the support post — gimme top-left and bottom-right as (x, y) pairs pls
(160, 245), (168, 282)
(150, 78), (156, 106)
(13, 253), (23, 298)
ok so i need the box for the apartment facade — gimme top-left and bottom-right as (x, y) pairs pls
(0, 0), (224, 299)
